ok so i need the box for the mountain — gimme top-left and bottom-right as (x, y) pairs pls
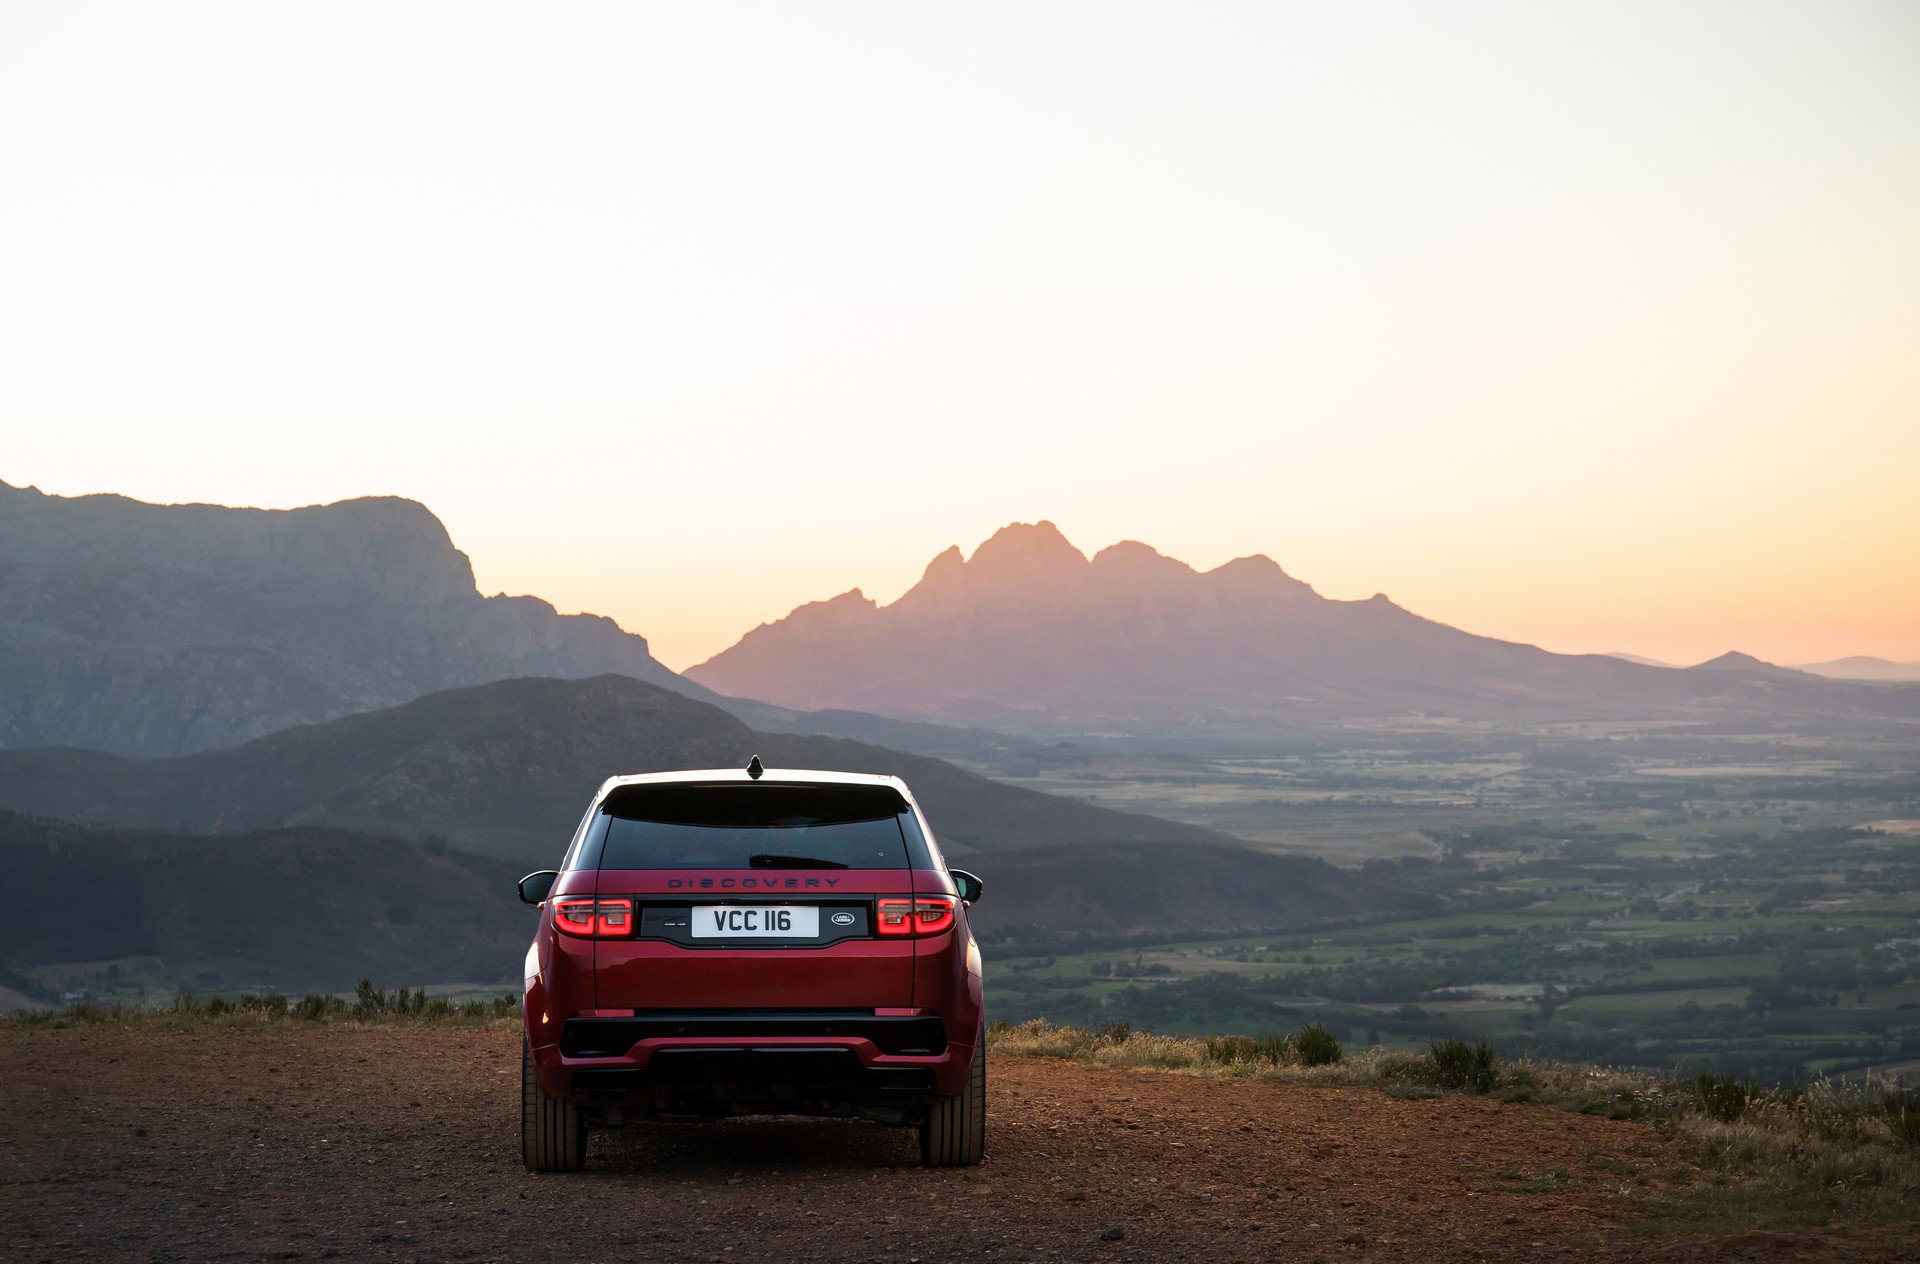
(0, 478), (1040, 765)
(0, 674), (1409, 936)
(0, 479), (699, 756)
(0, 810), (1394, 992)
(1686, 650), (1805, 676)
(1794, 656), (1920, 683)
(0, 674), (1206, 861)
(0, 676), (1413, 983)
(0, 811), (530, 993)
(1605, 652), (1674, 668)
(717, 697), (1056, 767)
(687, 521), (1920, 736)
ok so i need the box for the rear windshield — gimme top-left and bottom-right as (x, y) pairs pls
(582, 782), (935, 871)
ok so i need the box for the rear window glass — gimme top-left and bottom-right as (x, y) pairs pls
(587, 783), (934, 871)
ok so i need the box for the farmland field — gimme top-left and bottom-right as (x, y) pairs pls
(966, 716), (1920, 1081)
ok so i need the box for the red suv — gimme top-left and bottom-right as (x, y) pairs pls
(516, 759), (986, 1170)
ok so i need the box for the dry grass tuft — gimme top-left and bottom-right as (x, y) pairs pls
(985, 1019), (1920, 1228)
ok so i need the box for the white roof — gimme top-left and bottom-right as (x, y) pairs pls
(592, 766), (911, 804)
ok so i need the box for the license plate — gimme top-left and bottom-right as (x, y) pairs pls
(689, 905), (819, 939)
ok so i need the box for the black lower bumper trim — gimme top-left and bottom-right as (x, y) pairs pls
(560, 1011), (948, 1058)
(571, 1053), (936, 1103)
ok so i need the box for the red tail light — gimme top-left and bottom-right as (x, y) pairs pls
(552, 897), (633, 938)
(875, 895), (957, 937)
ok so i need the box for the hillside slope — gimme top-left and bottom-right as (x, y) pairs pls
(1795, 655), (1920, 682)
(0, 812), (529, 991)
(0, 810), (1400, 986)
(0, 675), (1226, 860)
(688, 521), (1920, 735)
(0, 675), (1412, 938)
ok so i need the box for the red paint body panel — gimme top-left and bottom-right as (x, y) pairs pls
(521, 795), (985, 1106)
(590, 867), (920, 1011)
(523, 868), (597, 1070)
(594, 936), (916, 1010)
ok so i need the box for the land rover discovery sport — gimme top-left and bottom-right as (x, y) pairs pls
(516, 759), (986, 1170)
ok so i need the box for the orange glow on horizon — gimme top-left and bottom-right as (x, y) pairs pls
(4, 3), (1916, 673)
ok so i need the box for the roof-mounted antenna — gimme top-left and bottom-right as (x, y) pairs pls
(746, 755), (765, 780)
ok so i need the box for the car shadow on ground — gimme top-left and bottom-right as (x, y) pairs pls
(583, 1115), (928, 1175)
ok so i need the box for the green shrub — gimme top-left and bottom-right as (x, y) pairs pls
(1097, 1020), (1132, 1045)
(1690, 1071), (1755, 1123)
(1425, 1037), (1499, 1092)
(295, 992), (343, 1020)
(7, 986), (509, 1027)
(350, 980), (439, 1016)
(1292, 1023), (1343, 1066)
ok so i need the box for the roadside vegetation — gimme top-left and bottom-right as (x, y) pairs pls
(986, 1018), (1920, 1231)
(11, 989), (1917, 1231)
(5, 978), (518, 1027)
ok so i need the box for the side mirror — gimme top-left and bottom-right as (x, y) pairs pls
(517, 870), (559, 905)
(950, 868), (984, 905)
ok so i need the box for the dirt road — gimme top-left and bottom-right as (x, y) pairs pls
(0, 1024), (1897, 1262)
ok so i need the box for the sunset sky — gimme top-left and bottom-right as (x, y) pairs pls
(4, 1), (1916, 670)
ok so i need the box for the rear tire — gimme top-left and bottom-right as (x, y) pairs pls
(521, 1035), (587, 1172)
(920, 1033), (985, 1167)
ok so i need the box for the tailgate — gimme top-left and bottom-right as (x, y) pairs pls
(591, 869), (917, 1010)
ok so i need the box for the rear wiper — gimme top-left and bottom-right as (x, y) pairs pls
(748, 852), (850, 870)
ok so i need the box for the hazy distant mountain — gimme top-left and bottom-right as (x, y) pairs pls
(688, 521), (1920, 735)
(1794, 656), (1920, 683)
(0, 479), (699, 756)
(1605, 652), (1674, 668)
(1686, 651), (1811, 678)
(0, 675), (1409, 953)
(0, 478), (1036, 763)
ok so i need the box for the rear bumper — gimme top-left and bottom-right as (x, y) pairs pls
(562, 1011), (947, 1057)
(531, 1010), (975, 1106)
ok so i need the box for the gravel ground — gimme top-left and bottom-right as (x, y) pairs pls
(0, 1025), (1910, 1262)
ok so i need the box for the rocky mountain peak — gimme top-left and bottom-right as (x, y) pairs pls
(965, 520), (1088, 575)
(1692, 650), (1775, 672)
(0, 479), (693, 755)
(1203, 553), (1318, 599)
(917, 545), (965, 585)
(680, 519), (1919, 734)
(790, 588), (879, 624)
(1090, 540), (1196, 580)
